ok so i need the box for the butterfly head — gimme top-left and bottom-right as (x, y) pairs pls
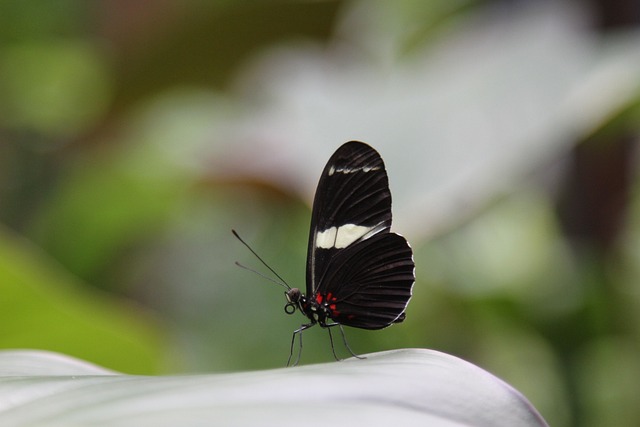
(284, 288), (304, 315)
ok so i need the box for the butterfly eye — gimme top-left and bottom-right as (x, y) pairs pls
(286, 288), (301, 302)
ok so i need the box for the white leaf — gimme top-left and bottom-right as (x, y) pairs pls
(0, 349), (548, 427)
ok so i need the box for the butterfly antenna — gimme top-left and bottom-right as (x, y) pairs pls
(232, 229), (291, 290)
(234, 261), (289, 290)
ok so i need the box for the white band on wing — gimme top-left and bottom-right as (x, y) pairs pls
(328, 165), (381, 176)
(316, 223), (385, 249)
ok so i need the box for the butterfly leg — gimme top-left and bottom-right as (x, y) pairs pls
(288, 323), (315, 367)
(326, 326), (341, 361)
(325, 323), (366, 361)
(337, 324), (366, 360)
(338, 324), (366, 360)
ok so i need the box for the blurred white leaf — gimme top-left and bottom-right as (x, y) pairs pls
(0, 349), (548, 426)
(210, 0), (640, 239)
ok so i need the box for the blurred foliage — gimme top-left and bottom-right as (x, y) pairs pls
(1, 1), (640, 426)
(0, 224), (166, 374)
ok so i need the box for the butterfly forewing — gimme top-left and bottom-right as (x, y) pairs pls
(306, 141), (392, 295)
(305, 141), (414, 329)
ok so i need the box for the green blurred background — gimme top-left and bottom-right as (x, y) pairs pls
(2, 1), (640, 426)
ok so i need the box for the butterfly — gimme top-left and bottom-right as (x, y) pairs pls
(234, 141), (415, 365)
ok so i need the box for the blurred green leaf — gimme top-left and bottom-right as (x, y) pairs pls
(0, 0), (86, 41)
(0, 225), (168, 374)
(28, 158), (181, 285)
(0, 39), (111, 135)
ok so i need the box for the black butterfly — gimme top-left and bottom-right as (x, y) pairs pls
(234, 141), (415, 365)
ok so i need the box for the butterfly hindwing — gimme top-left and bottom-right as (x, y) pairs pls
(314, 231), (414, 329)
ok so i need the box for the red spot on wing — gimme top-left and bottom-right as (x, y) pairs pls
(328, 303), (340, 316)
(315, 294), (323, 304)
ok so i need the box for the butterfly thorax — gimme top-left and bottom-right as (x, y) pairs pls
(285, 288), (335, 327)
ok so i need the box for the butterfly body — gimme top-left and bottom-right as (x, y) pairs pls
(285, 288), (335, 327)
